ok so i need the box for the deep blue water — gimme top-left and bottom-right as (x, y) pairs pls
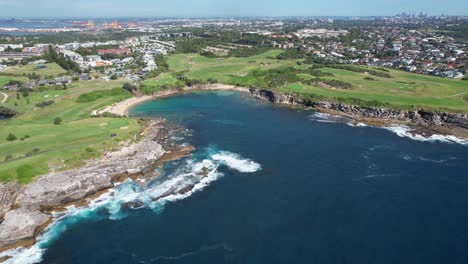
(36, 91), (468, 263)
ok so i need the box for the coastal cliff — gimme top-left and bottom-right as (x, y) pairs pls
(0, 119), (170, 252)
(249, 88), (468, 134)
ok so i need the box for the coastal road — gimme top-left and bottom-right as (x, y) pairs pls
(0, 92), (7, 104)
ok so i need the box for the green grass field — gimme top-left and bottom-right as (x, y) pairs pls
(0, 78), (141, 183)
(140, 73), (184, 94)
(168, 50), (305, 83)
(167, 50), (468, 112)
(1, 63), (67, 78)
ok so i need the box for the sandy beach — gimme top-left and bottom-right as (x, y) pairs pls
(94, 84), (250, 117)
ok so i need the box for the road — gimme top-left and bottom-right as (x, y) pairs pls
(0, 92), (7, 104)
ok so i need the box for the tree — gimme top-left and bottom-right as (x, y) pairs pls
(6, 133), (17, 141)
(122, 83), (138, 94)
(110, 74), (118, 80)
(53, 117), (63, 125)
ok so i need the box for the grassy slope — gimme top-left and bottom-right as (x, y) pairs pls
(168, 50), (468, 112)
(0, 78), (140, 183)
(168, 50), (305, 83)
(140, 73), (184, 94)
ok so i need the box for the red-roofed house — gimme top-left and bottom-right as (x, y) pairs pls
(97, 48), (130, 56)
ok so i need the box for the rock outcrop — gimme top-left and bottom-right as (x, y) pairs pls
(0, 209), (50, 249)
(0, 119), (167, 250)
(0, 182), (20, 220)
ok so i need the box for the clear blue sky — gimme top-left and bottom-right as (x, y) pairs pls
(0, 0), (467, 17)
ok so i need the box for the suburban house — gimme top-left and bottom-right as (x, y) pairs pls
(85, 55), (102, 62)
(80, 74), (91, 81)
(38, 80), (49, 86)
(23, 81), (36, 89)
(54, 77), (72, 85)
(3, 84), (18, 91)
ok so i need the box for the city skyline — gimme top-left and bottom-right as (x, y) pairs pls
(0, 0), (467, 18)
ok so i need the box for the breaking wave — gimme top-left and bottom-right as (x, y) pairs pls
(309, 112), (467, 146)
(384, 125), (468, 145)
(0, 147), (261, 264)
(309, 112), (351, 124)
(212, 151), (261, 173)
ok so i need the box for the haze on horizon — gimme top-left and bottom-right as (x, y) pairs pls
(0, 0), (467, 18)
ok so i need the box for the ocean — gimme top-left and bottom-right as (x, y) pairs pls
(4, 91), (468, 263)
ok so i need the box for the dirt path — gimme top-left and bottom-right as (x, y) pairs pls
(0, 92), (7, 104)
(447, 91), (468, 98)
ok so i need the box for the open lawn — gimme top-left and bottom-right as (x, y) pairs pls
(168, 51), (468, 112)
(0, 78), (141, 183)
(168, 50), (305, 83)
(1, 63), (67, 78)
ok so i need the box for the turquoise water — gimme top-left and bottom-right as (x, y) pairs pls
(9, 91), (468, 263)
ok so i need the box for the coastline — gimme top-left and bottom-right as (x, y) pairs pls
(95, 84), (468, 141)
(93, 84), (250, 117)
(0, 118), (194, 257)
(1, 82), (467, 261)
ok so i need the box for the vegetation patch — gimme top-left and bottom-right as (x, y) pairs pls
(305, 78), (353, 89)
(76, 88), (131, 103)
(35, 100), (55, 108)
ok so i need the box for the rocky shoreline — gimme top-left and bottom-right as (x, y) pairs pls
(0, 119), (192, 255)
(96, 84), (468, 139)
(249, 88), (468, 139)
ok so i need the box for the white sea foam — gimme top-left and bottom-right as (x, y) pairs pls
(311, 112), (467, 146)
(2, 149), (261, 264)
(0, 245), (44, 264)
(384, 125), (468, 145)
(347, 122), (368, 127)
(309, 112), (352, 124)
(212, 151), (262, 173)
(309, 113), (336, 123)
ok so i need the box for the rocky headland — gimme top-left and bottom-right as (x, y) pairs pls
(0, 119), (191, 253)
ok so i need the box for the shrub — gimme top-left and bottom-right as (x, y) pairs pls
(207, 78), (218, 84)
(54, 117), (62, 125)
(85, 147), (95, 153)
(6, 133), (17, 141)
(122, 83), (138, 94)
(276, 50), (304, 60)
(309, 69), (334, 77)
(4, 154), (13, 161)
(305, 78), (353, 89)
(0, 106), (17, 117)
(364, 77), (375, 81)
(35, 100), (54, 108)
